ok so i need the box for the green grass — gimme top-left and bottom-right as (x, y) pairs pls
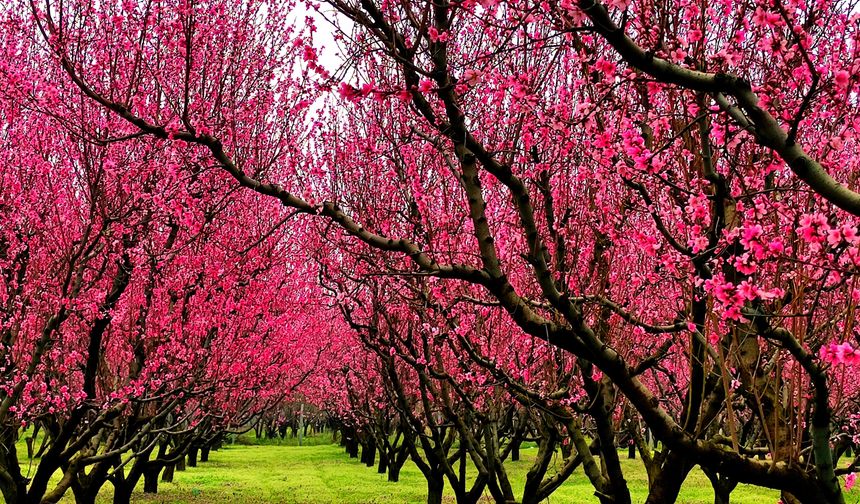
(232, 432), (336, 447)
(12, 433), (860, 503)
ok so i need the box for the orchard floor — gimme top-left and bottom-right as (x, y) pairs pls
(29, 436), (852, 503)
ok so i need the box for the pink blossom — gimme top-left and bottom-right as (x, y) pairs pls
(687, 29), (703, 43)
(835, 70), (851, 90)
(338, 82), (361, 102)
(302, 45), (317, 62)
(461, 68), (483, 86)
(752, 7), (781, 27)
(798, 213), (830, 244)
(427, 27), (450, 43)
(594, 58), (617, 80)
(820, 343), (860, 366)
(418, 79), (435, 93)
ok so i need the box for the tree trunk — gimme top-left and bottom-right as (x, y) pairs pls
(644, 452), (692, 504)
(71, 484), (99, 504)
(377, 450), (388, 474)
(362, 442), (376, 467)
(628, 443), (636, 459)
(187, 448), (198, 467)
(161, 464), (175, 483)
(200, 446), (210, 462)
(346, 437), (359, 458)
(70, 462), (113, 504)
(75, 490), (98, 504)
(389, 440), (411, 483)
(426, 476), (444, 504)
(715, 485), (731, 504)
(143, 465), (160, 494)
(176, 456), (186, 471)
(703, 468), (736, 504)
(360, 441), (370, 464)
(0, 478), (23, 503)
(511, 439), (521, 462)
(112, 482), (134, 504)
(389, 456), (405, 482)
(0, 435), (27, 504)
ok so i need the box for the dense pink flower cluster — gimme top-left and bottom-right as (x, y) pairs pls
(820, 343), (860, 366)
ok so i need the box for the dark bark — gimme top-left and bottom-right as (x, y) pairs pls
(360, 439), (376, 467)
(200, 446), (210, 463)
(364, 444), (375, 468)
(644, 452), (694, 504)
(70, 458), (114, 504)
(71, 486), (99, 504)
(161, 463), (175, 483)
(388, 442), (410, 482)
(377, 450), (388, 474)
(112, 441), (156, 504)
(426, 476), (444, 504)
(388, 462), (402, 483)
(112, 483), (134, 504)
(187, 447), (198, 467)
(143, 465), (160, 494)
(0, 430), (27, 504)
(703, 467), (738, 504)
(346, 436), (359, 458)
